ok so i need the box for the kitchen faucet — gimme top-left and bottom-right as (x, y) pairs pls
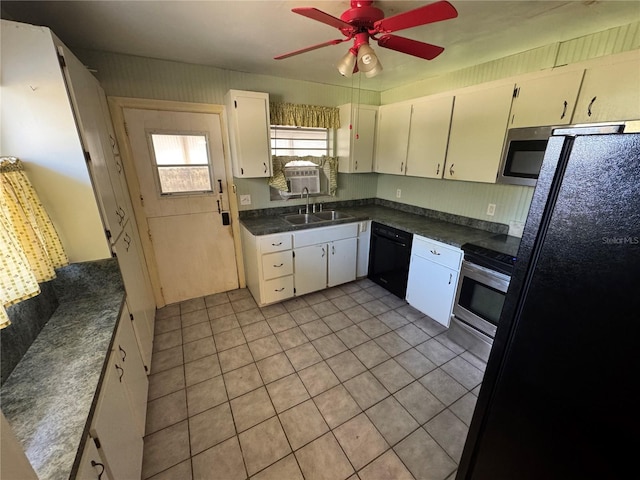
(302, 187), (310, 214)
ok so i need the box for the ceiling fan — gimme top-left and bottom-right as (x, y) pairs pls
(274, 0), (458, 78)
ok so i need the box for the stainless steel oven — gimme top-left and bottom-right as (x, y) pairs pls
(453, 261), (510, 338)
(448, 235), (518, 361)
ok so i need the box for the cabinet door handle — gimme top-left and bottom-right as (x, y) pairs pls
(115, 158), (122, 174)
(119, 345), (127, 362)
(355, 160), (358, 170)
(561, 100), (568, 119)
(321, 247), (326, 258)
(275, 287), (285, 292)
(400, 162), (404, 173)
(115, 363), (124, 382)
(436, 163), (440, 175)
(91, 460), (106, 480)
(430, 249), (441, 256)
(587, 96), (597, 117)
(332, 245), (335, 255)
(273, 263), (283, 268)
(449, 273), (453, 285)
(124, 233), (131, 251)
(449, 164), (455, 176)
(263, 162), (268, 174)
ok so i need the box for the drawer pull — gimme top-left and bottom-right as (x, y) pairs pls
(274, 287), (285, 292)
(272, 242), (282, 246)
(430, 249), (441, 255)
(273, 263), (284, 268)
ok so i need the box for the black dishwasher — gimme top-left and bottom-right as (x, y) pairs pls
(368, 222), (413, 298)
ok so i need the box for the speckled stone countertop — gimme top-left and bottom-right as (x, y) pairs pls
(0, 259), (125, 480)
(240, 202), (508, 248)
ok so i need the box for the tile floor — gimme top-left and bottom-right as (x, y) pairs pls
(142, 278), (487, 480)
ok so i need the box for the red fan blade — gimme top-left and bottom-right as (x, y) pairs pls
(292, 7), (355, 34)
(377, 34), (445, 60)
(274, 38), (346, 60)
(373, 0), (458, 34)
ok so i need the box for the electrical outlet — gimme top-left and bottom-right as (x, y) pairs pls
(396, 189), (402, 198)
(240, 194), (251, 206)
(487, 203), (496, 216)
(509, 220), (525, 237)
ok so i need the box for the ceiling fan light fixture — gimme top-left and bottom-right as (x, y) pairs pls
(364, 60), (383, 78)
(357, 43), (383, 78)
(337, 49), (357, 77)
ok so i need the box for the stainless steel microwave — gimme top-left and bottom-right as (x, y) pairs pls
(496, 125), (555, 186)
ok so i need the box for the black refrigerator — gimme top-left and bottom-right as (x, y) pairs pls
(457, 123), (640, 480)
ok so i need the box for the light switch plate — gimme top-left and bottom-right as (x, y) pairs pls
(240, 194), (251, 206)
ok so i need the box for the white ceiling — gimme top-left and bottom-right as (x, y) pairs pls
(3, 1), (639, 91)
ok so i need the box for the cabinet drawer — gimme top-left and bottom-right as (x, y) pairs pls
(262, 251), (293, 280)
(263, 276), (294, 304)
(259, 233), (292, 254)
(411, 235), (462, 270)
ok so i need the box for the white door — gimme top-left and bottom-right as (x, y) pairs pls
(375, 103), (411, 175)
(294, 244), (328, 296)
(123, 108), (239, 305)
(406, 255), (458, 327)
(91, 354), (143, 480)
(328, 237), (358, 287)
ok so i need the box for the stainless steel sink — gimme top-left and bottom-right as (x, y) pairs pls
(314, 210), (352, 221)
(283, 213), (322, 225)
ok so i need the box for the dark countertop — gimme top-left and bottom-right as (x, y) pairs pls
(240, 204), (505, 248)
(0, 259), (125, 480)
(464, 233), (522, 257)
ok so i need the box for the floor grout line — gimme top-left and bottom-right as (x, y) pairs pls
(143, 281), (484, 479)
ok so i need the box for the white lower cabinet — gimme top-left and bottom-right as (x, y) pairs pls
(293, 223), (359, 296)
(80, 304), (146, 480)
(356, 221), (372, 278)
(241, 227), (294, 306)
(242, 223), (360, 305)
(328, 237), (358, 287)
(294, 244), (328, 296)
(112, 221), (155, 373)
(406, 235), (462, 327)
(76, 436), (112, 480)
(111, 303), (149, 435)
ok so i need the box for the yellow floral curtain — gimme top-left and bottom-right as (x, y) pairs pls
(1, 157), (69, 329)
(269, 103), (340, 129)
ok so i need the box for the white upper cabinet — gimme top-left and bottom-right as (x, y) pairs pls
(225, 90), (272, 178)
(375, 103), (412, 175)
(337, 104), (378, 173)
(405, 95), (454, 178)
(509, 69), (585, 128)
(444, 83), (514, 183)
(572, 55), (640, 123)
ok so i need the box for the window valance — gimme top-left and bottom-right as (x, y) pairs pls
(269, 102), (340, 129)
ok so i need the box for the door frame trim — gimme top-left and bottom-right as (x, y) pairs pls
(108, 96), (245, 307)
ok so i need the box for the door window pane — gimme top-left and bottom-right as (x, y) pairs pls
(149, 133), (212, 194)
